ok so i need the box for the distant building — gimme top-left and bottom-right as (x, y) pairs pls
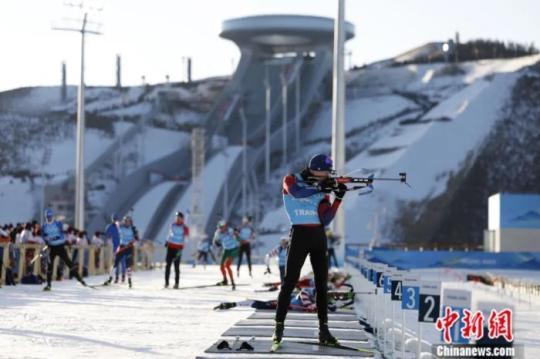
(484, 193), (540, 252)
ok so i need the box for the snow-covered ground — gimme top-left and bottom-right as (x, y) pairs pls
(0, 265), (285, 359)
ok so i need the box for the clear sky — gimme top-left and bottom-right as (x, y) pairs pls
(1, 0), (539, 92)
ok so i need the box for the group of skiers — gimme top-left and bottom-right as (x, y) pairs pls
(26, 152), (347, 350)
(33, 207), (259, 292)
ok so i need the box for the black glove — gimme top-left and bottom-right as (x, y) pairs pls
(334, 183), (347, 200)
(318, 177), (337, 193)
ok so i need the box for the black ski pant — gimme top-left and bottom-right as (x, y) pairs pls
(165, 247), (182, 285)
(46, 245), (84, 286)
(237, 242), (252, 273)
(275, 225), (328, 326)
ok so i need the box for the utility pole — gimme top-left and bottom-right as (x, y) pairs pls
(240, 106), (248, 216)
(331, 0), (346, 266)
(264, 65), (271, 183)
(295, 68), (301, 155)
(191, 128), (206, 240)
(455, 32), (460, 63)
(53, 1), (102, 229)
(281, 68), (288, 167)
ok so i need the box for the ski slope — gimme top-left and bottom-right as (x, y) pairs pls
(0, 265), (285, 359)
(132, 181), (178, 232)
(262, 55), (540, 245)
(153, 146), (243, 245)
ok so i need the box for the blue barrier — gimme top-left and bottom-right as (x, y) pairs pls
(345, 246), (540, 270)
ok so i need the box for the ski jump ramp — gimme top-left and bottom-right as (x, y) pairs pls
(87, 15), (354, 239)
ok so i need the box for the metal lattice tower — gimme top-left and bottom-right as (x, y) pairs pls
(190, 128), (206, 239)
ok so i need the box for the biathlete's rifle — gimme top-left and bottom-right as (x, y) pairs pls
(310, 172), (410, 195)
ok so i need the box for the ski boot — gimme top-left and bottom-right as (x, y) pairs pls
(43, 284), (51, 291)
(270, 322), (284, 352)
(249, 270), (253, 278)
(114, 275), (119, 284)
(103, 276), (113, 286)
(231, 281), (236, 291)
(319, 323), (339, 346)
(173, 283), (179, 289)
(217, 279), (228, 286)
(128, 278), (132, 289)
(213, 302), (237, 310)
(237, 341), (254, 351)
(216, 340), (231, 350)
(121, 274), (126, 283)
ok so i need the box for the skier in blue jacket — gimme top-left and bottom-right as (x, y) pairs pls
(103, 215), (138, 288)
(213, 220), (239, 290)
(105, 214), (126, 283)
(273, 154), (347, 347)
(236, 216), (255, 278)
(164, 211), (190, 288)
(42, 208), (86, 291)
(265, 237), (289, 284)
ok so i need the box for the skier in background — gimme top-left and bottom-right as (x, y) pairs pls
(273, 154), (347, 347)
(213, 220), (239, 290)
(41, 208), (86, 291)
(164, 211), (189, 289)
(326, 228), (339, 268)
(104, 215), (138, 288)
(265, 237), (289, 284)
(196, 239), (211, 268)
(236, 216), (255, 277)
(104, 214), (126, 283)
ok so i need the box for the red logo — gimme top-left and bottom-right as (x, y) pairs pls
(435, 307), (513, 344)
(461, 309), (484, 340)
(435, 307), (460, 344)
(488, 309), (513, 342)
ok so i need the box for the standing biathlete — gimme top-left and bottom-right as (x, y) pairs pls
(164, 211), (189, 289)
(105, 214), (126, 283)
(213, 220), (239, 290)
(236, 216), (255, 277)
(272, 154), (347, 348)
(104, 216), (138, 288)
(42, 208), (87, 291)
(196, 239), (211, 268)
(265, 237), (289, 284)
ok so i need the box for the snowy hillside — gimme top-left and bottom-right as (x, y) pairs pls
(0, 78), (226, 225)
(261, 55), (540, 248)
